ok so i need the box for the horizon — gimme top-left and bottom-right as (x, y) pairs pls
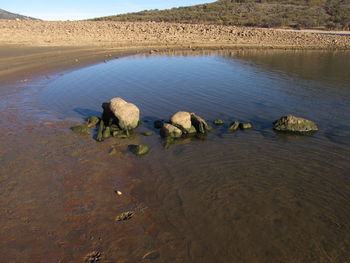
(1, 0), (215, 21)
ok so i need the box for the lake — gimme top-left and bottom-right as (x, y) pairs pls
(3, 49), (350, 262)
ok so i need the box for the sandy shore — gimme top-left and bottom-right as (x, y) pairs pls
(1, 20), (350, 83)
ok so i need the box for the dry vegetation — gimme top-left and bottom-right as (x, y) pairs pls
(94, 0), (350, 30)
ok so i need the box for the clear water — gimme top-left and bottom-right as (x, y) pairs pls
(37, 50), (350, 262)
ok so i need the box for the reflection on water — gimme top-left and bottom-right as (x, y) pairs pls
(2, 50), (350, 262)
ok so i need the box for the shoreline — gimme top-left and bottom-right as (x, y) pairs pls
(1, 20), (350, 84)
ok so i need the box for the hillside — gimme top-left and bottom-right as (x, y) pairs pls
(0, 9), (37, 20)
(93, 0), (350, 30)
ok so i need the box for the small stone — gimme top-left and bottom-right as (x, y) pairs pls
(71, 125), (91, 135)
(85, 251), (101, 263)
(239, 123), (252, 129)
(213, 119), (224, 125)
(116, 211), (134, 221)
(86, 116), (100, 128)
(229, 121), (240, 131)
(96, 121), (104, 142)
(129, 144), (150, 156)
(109, 148), (117, 155)
(160, 123), (182, 138)
(142, 250), (160, 260)
(141, 131), (153, 136)
(103, 127), (111, 139)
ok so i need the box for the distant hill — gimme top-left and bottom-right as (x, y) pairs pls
(93, 0), (350, 30)
(0, 9), (38, 20)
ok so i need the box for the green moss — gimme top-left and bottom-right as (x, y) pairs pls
(71, 125), (91, 135)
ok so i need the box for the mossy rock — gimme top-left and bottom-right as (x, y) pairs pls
(229, 121), (240, 131)
(110, 124), (120, 132)
(273, 115), (318, 133)
(86, 116), (100, 128)
(96, 121), (105, 142)
(71, 125), (91, 135)
(239, 123), (252, 129)
(103, 127), (111, 139)
(213, 119), (224, 125)
(129, 144), (150, 156)
(141, 131), (153, 136)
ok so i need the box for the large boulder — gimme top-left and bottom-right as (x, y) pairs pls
(191, 113), (210, 133)
(273, 115), (318, 132)
(160, 123), (183, 138)
(109, 98), (140, 130)
(170, 111), (191, 132)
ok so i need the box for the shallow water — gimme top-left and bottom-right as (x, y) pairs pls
(3, 50), (350, 262)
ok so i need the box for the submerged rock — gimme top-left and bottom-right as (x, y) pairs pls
(84, 251), (101, 263)
(273, 115), (318, 133)
(214, 119), (224, 125)
(239, 123), (252, 129)
(191, 113), (210, 133)
(160, 123), (183, 138)
(141, 131), (153, 136)
(171, 111), (192, 131)
(129, 144), (150, 156)
(229, 121), (240, 131)
(142, 250), (160, 260)
(109, 98), (140, 130)
(86, 116), (100, 128)
(71, 125), (91, 135)
(154, 120), (164, 129)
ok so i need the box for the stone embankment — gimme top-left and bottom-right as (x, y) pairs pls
(0, 20), (349, 49)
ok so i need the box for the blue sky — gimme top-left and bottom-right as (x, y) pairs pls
(2, 0), (215, 21)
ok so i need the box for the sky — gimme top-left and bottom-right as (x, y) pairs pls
(1, 0), (215, 21)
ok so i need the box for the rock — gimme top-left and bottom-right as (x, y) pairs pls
(154, 120), (164, 129)
(239, 122), (252, 129)
(142, 250), (160, 260)
(116, 211), (134, 221)
(96, 121), (104, 142)
(85, 251), (101, 263)
(86, 116), (100, 128)
(141, 131), (153, 136)
(188, 125), (197, 134)
(160, 123), (182, 138)
(109, 98), (140, 130)
(214, 119), (224, 125)
(101, 102), (115, 125)
(171, 111), (191, 131)
(103, 127), (111, 139)
(71, 125), (91, 135)
(191, 113), (209, 133)
(229, 121), (240, 131)
(109, 147), (118, 155)
(273, 115), (318, 132)
(129, 144), (150, 156)
(110, 124), (120, 132)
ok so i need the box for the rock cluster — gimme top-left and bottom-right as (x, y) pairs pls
(71, 98), (319, 156)
(160, 111), (212, 138)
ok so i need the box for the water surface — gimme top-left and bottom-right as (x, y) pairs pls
(33, 50), (350, 262)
